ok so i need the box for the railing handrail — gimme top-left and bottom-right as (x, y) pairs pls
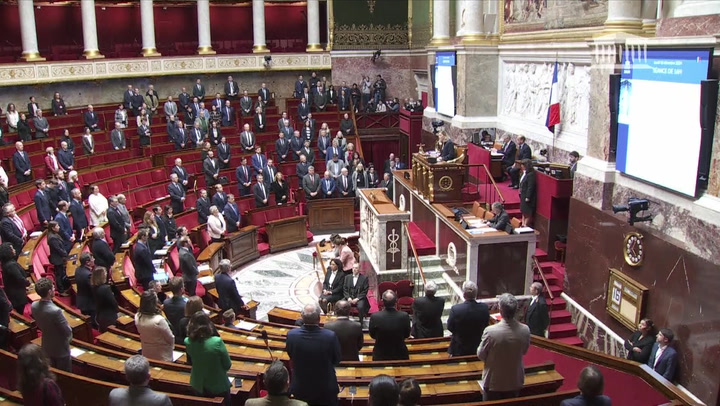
(348, 101), (364, 159)
(403, 222), (427, 287)
(532, 255), (554, 301)
(480, 163), (505, 203)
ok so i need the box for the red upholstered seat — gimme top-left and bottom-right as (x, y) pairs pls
(396, 279), (415, 314)
(376, 281), (397, 311)
(258, 242), (270, 256)
(306, 231), (314, 242)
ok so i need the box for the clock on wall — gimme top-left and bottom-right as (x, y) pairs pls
(623, 231), (644, 267)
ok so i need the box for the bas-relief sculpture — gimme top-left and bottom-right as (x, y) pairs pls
(504, 0), (608, 31)
(501, 61), (590, 132)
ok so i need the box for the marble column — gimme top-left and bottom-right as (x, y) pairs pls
(455, 0), (465, 37)
(18, 0), (45, 62)
(196, 0), (215, 54)
(81, 0), (103, 59)
(460, 0), (484, 44)
(430, 0), (451, 46)
(640, 0), (658, 35)
(604, 0), (643, 34)
(306, 0), (323, 51)
(140, 0), (161, 56)
(252, 0), (269, 53)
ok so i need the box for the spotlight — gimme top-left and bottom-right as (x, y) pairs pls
(612, 198), (652, 225)
(371, 49), (382, 64)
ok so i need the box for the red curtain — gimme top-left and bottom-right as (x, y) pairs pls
(362, 139), (400, 175)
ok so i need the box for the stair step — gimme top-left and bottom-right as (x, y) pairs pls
(550, 309), (572, 324)
(548, 323), (578, 339)
(534, 248), (548, 262)
(550, 298), (567, 311)
(554, 336), (584, 347)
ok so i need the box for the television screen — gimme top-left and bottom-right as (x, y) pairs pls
(434, 51), (457, 117)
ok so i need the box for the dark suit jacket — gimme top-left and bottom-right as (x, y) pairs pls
(203, 158), (219, 186)
(163, 296), (186, 344)
(624, 331), (656, 364)
(211, 192), (227, 211)
(369, 308), (411, 360)
(253, 113), (267, 133)
(193, 84), (206, 100)
(441, 140), (456, 161)
(343, 274), (368, 303)
(321, 177), (336, 197)
(168, 182), (186, 214)
(34, 189), (52, 224)
(27, 102), (39, 117)
(223, 203), (240, 233)
(321, 270), (346, 302)
(526, 295), (550, 336)
(411, 295), (445, 338)
(179, 247), (199, 285)
(75, 265), (94, 314)
(1, 259), (30, 311)
(31, 300), (72, 358)
(647, 343), (678, 381)
(217, 142), (231, 163)
(325, 318), (364, 361)
(111, 129), (126, 149)
(517, 143), (532, 161)
(57, 149), (74, 170)
(70, 199), (88, 234)
(560, 395), (612, 406)
(519, 171), (537, 213)
(253, 182), (269, 208)
(240, 131), (255, 151)
(0, 217), (25, 255)
(488, 210), (512, 233)
(215, 272), (244, 314)
(12, 151), (31, 175)
(500, 141), (517, 166)
(54, 212), (73, 249)
(196, 197), (210, 224)
(224, 81), (239, 97)
(447, 300), (490, 356)
(286, 325), (341, 405)
(172, 128), (187, 149)
(84, 111), (99, 129)
(379, 179), (393, 199)
(221, 106), (235, 127)
(92, 238), (115, 270)
(275, 138), (290, 161)
(107, 207), (126, 243)
(133, 241), (154, 284)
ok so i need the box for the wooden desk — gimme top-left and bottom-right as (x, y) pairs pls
(17, 232), (43, 271)
(224, 226), (259, 269)
(411, 153), (466, 203)
(0, 387), (23, 406)
(358, 189), (410, 272)
(467, 143), (503, 180)
(307, 197), (355, 233)
(7, 313), (36, 350)
(266, 215), (308, 253)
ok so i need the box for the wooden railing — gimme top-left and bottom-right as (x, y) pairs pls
(465, 163), (505, 206)
(532, 255), (553, 321)
(355, 111), (400, 130)
(349, 101), (364, 158)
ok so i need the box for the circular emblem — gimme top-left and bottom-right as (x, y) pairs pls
(438, 176), (453, 191)
(446, 242), (457, 268)
(398, 194), (406, 212)
(623, 232), (644, 267)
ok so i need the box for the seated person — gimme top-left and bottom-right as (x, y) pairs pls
(485, 202), (511, 233)
(222, 309), (236, 328)
(560, 365), (611, 406)
(318, 258), (346, 314)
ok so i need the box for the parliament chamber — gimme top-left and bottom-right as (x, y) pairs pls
(0, 0), (718, 405)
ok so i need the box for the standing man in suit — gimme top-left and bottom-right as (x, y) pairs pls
(31, 278), (73, 371)
(109, 355), (172, 406)
(318, 259), (346, 314)
(74, 253), (95, 322)
(34, 179), (52, 227)
(168, 174), (186, 215)
(211, 93), (224, 111)
(196, 189), (211, 224)
(261, 159), (277, 187)
(27, 96), (40, 117)
(236, 157), (253, 196)
(217, 136), (231, 169)
(569, 151), (580, 178)
(178, 237), (199, 297)
(172, 121), (187, 150)
(290, 131), (304, 160)
(321, 171), (336, 199)
(251, 146), (267, 175)
(190, 122), (205, 147)
(193, 78), (206, 101)
(164, 96), (178, 119)
(477, 293), (531, 401)
(509, 136), (532, 188)
(91, 227), (115, 270)
(342, 263), (369, 325)
(133, 229), (154, 290)
(286, 304), (341, 406)
(525, 282), (550, 337)
(54, 201), (75, 251)
(647, 328), (678, 381)
(178, 87), (191, 111)
(12, 141), (32, 184)
(486, 202), (511, 232)
(337, 167), (353, 198)
(440, 133), (456, 161)
(258, 83), (271, 106)
(448, 281), (489, 356)
(222, 194), (241, 233)
(411, 281), (445, 338)
(379, 173), (393, 199)
(297, 97), (310, 123)
(123, 85), (135, 111)
(240, 123), (256, 153)
(57, 141), (74, 171)
(111, 122), (127, 150)
(216, 259), (245, 314)
(325, 300), (364, 361)
(224, 76), (239, 99)
(212, 184), (228, 209)
(203, 150), (220, 187)
(294, 75), (306, 98)
(302, 166), (321, 200)
(519, 159), (537, 227)
(33, 109), (50, 139)
(84, 105), (100, 131)
(69, 188), (88, 240)
(239, 90), (253, 116)
(1, 203), (27, 255)
(369, 290), (411, 361)
(275, 132), (290, 163)
(221, 100), (235, 127)
(253, 175), (269, 208)
(107, 196), (127, 253)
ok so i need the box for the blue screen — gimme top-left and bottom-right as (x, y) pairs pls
(434, 52), (457, 117)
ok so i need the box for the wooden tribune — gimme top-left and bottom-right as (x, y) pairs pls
(411, 152), (466, 203)
(266, 214), (308, 252)
(224, 225), (260, 269)
(307, 197), (355, 233)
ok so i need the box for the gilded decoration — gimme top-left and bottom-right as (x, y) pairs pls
(51, 64), (93, 78)
(0, 67), (35, 81)
(504, 0), (608, 32)
(333, 23), (410, 50)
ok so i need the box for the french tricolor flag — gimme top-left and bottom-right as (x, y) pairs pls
(546, 62), (561, 133)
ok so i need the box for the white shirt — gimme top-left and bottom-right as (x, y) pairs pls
(328, 270), (338, 286)
(654, 345), (667, 368)
(530, 294), (538, 306)
(0, 165), (8, 186)
(353, 274), (359, 287)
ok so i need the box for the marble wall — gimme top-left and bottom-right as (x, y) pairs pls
(457, 51), (499, 118)
(656, 14), (720, 36)
(565, 198), (720, 405)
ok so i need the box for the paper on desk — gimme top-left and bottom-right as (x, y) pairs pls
(467, 228), (497, 235)
(198, 264), (211, 272)
(235, 320), (258, 331)
(202, 308), (211, 315)
(152, 259), (163, 266)
(228, 377), (235, 385)
(154, 249), (168, 256)
(513, 227), (534, 234)
(30, 231), (42, 238)
(70, 348), (86, 358)
(172, 351), (183, 362)
(198, 276), (214, 285)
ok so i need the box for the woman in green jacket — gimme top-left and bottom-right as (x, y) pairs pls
(185, 312), (232, 404)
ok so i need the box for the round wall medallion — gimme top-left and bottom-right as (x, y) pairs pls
(398, 194), (406, 211)
(446, 242), (457, 268)
(438, 176), (454, 191)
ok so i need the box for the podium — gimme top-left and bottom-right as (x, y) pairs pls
(358, 189), (410, 272)
(224, 226), (260, 269)
(535, 170), (573, 261)
(411, 153), (466, 202)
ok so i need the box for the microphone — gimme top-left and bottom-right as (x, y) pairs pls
(260, 330), (275, 361)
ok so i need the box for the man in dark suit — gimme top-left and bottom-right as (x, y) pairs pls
(239, 91), (253, 116)
(497, 134), (517, 177)
(509, 136), (532, 188)
(196, 189), (211, 224)
(286, 304), (341, 406)
(54, 202), (74, 251)
(91, 227), (115, 270)
(133, 228), (154, 290)
(440, 133), (456, 161)
(172, 121), (187, 150)
(177, 87), (191, 111)
(224, 75), (239, 99)
(217, 137), (231, 169)
(321, 171), (336, 198)
(171, 158), (190, 188)
(302, 166), (321, 200)
(203, 150), (220, 187)
(261, 159), (277, 187)
(167, 174), (186, 215)
(12, 141), (32, 184)
(31, 278), (72, 371)
(290, 131), (304, 160)
(123, 85), (135, 110)
(379, 173), (393, 199)
(294, 75), (306, 98)
(211, 184), (228, 210)
(74, 252), (95, 322)
(69, 188), (88, 240)
(216, 259), (245, 315)
(343, 263), (369, 324)
(560, 366), (612, 406)
(57, 141), (74, 171)
(486, 201), (512, 233)
(236, 157), (253, 196)
(297, 97), (310, 123)
(192, 78), (206, 101)
(222, 194), (241, 233)
(27, 96), (40, 117)
(411, 281), (445, 338)
(83, 105), (100, 131)
(178, 237), (199, 297)
(221, 100), (235, 127)
(318, 259), (346, 314)
(448, 281), (489, 356)
(107, 196), (127, 254)
(253, 107), (266, 133)
(647, 328), (678, 381)
(1, 204), (27, 257)
(33, 179), (52, 227)
(337, 167), (354, 198)
(251, 147), (267, 175)
(369, 290), (411, 361)
(526, 282), (550, 337)
(275, 132), (291, 163)
(258, 83), (271, 105)
(163, 277), (187, 344)
(324, 300), (364, 361)
(253, 175), (269, 208)
(240, 124), (256, 153)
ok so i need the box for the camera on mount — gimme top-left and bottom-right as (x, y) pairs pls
(612, 198), (652, 225)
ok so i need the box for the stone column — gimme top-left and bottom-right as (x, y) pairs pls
(460, 0), (484, 44)
(455, 0), (465, 37)
(306, 0), (323, 51)
(641, 0), (658, 35)
(604, 0), (643, 34)
(140, 0), (161, 56)
(18, 0), (45, 61)
(81, 0), (103, 59)
(252, 0), (269, 53)
(196, 0), (215, 54)
(430, 0), (451, 46)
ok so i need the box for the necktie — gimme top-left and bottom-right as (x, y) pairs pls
(343, 177), (347, 189)
(12, 216), (26, 237)
(243, 166), (247, 179)
(260, 184), (266, 198)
